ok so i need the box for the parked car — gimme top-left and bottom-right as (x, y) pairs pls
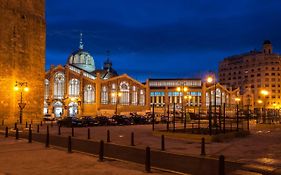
(81, 116), (99, 126)
(43, 114), (55, 121)
(112, 115), (134, 125)
(57, 117), (83, 127)
(95, 116), (113, 126)
(130, 115), (147, 124)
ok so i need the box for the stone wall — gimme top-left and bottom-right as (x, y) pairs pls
(0, 0), (45, 123)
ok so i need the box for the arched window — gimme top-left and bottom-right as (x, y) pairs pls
(120, 81), (130, 105)
(206, 92), (210, 106)
(139, 89), (145, 106)
(44, 79), (49, 100)
(132, 86), (138, 105)
(69, 79), (80, 97)
(101, 86), (108, 104)
(54, 72), (65, 99)
(216, 88), (221, 106)
(111, 83), (117, 104)
(222, 92), (226, 104)
(84, 85), (95, 104)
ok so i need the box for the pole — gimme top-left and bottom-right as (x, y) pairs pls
(145, 147), (151, 173)
(219, 155), (225, 175)
(161, 135), (165, 151)
(19, 91), (23, 124)
(214, 83), (217, 127)
(166, 104), (170, 131)
(152, 103), (155, 131)
(223, 103), (226, 134)
(236, 104), (239, 132)
(198, 105), (201, 130)
(201, 137), (206, 156)
(173, 102), (176, 132)
(184, 104), (187, 131)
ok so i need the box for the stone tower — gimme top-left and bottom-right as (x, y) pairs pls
(0, 0), (46, 123)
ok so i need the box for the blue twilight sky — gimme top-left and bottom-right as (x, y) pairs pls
(46, 0), (281, 81)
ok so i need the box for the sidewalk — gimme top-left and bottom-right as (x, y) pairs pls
(0, 138), (173, 175)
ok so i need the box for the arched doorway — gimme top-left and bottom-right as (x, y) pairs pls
(53, 101), (63, 117)
(69, 102), (78, 117)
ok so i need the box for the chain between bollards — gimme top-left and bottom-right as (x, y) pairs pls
(99, 140), (104, 161)
(145, 146), (151, 173)
(200, 137), (206, 156)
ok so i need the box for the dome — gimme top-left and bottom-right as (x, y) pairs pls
(263, 40), (271, 45)
(67, 33), (95, 72)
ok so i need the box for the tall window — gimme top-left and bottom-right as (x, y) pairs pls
(84, 85), (95, 104)
(120, 81), (130, 105)
(54, 72), (65, 99)
(101, 86), (108, 104)
(216, 88), (221, 106)
(139, 89), (145, 106)
(69, 79), (80, 97)
(206, 92), (210, 106)
(111, 83), (117, 104)
(44, 79), (49, 100)
(132, 86), (138, 105)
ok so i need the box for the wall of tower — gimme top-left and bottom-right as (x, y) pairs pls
(0, 0), (46, 124)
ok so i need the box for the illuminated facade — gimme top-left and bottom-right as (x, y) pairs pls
(146, 79), (239, 113)
(219, 41), (281, 108)
(45, 35), (149, 117)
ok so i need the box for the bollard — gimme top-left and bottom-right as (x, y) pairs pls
(31, 119), (33, 125)
(201, 137), (206, 156)
(40, 121), (43, 126)
(5, 126), (8, 138)
(107, 130), (110, 142)
(99, 140), (104, 161)
(72, 127), (74, 137)
(25, 121), (28, 128)
(145, 146), (151, 173)
(87, 128), (90, 139)
(161, 135), (165, 151)
(58, 125), (61, 135)
(28, 125), (32, 143)
(14, 123), (17, 130)
(131, 132), (135, 146)
(68, 136), (72, 153)
(37, 125), (40, 133)
(219, 155), (225, 175)
(46, 125), (49, 148)
(16, 128), (19, 140)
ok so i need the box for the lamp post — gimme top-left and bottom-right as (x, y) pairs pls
(14, 81), (29, 124)
(206, 74), (216, 135)
(112, 92), (122, 115)
(176, 85), (188, 123)
(260, 89), (269, 123)
(234, 97), (241, 131)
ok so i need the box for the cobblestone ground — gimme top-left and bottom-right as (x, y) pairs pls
(0, 138), (175, 175)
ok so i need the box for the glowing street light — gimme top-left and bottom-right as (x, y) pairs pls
(257, 100), (263, 104)
(260, 89), (269, 96)
(14, 81), (29, 124)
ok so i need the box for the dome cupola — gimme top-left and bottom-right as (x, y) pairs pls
(67, 33), (95, 72)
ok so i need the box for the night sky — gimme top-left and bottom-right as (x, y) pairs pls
(46, 0), (281, 81)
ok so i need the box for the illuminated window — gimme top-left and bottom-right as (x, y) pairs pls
(132, 86), (138, 105)
(54, 72), (65, 99)
(111, 83), (117, 104)
(69, 79), (80, 97)
(84, 85), (95, 104)
(120, 81), (130, 105)
(44, 79), (49, 100)
(101, 86), (108, 104)
(139, 89), (145, 106)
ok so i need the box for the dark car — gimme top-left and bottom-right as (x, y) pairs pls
(130, 115), (147, 124)
(81, 116), (99, 126)
(95, 116), (112, 126)
(43, 114), (55, 121)
(57, 117), (83, 127)
(112, 115), (134, 125)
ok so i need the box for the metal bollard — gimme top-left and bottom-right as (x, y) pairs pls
(28, 125), (32, 143)
(37, 124), (40, 133)
(5, 126), (8, 138)
(107, 130), (110, 142)
(131, 132), (135, 146)
(14, 123), (17, 130)
(58, 125), (61, 135)
(161, 135), (165, 151)
(40, 121), (43, 126)
(145, 146), (151, 173)
(72, 127), (74, 137)
(16, 128), (19, 140)
(87, 128), (90, 139)
(201, 137), (206, 156)
(68, 136), (72, 153)
(46, 125), (49, 148)
(219, 155), (225, 175)
(25, 121), (28, 128)
(99, 140), (104, 161)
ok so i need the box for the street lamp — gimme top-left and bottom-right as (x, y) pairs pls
(14, 81), (29, 124)
(260, 89), (269, 123)
(176, 85), (188, 123)
(206, 74), (217, 135)
(234, 97), (241, 131)
(112, 92), (122, 115)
